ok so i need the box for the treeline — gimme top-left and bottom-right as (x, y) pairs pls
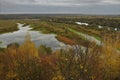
(0, 14), (120, 29)
(52, 17), (120, 29)
(0, 33), (120, 80)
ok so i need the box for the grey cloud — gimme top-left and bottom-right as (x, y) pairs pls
(1, 4), (120, 14)
(1, 0), (120, 5)
(0, 0), (120, 14)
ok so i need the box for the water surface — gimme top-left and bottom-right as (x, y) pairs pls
(0, 23), (65, 50)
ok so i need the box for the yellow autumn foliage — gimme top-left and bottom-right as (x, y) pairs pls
(0, 32), (120, 80)
(52, 75), (65, 80)
(6, 71), (17, 79)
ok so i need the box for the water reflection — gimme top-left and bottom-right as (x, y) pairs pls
(0, 23), (65, 50)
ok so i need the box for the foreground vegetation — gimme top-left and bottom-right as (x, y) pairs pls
(0, 32), (120, 80)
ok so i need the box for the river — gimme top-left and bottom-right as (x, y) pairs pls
(0, 23), (66, 50)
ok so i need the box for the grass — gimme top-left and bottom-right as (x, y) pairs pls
(92, 34), (102, 41)
(68, 28), (86, 40)
(68, 28), (102, 41)
(0, 20), (18, 34)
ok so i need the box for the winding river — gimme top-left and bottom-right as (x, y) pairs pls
(0, 23), (66, 50)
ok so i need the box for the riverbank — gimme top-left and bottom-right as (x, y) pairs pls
(0, 20), (19, 34)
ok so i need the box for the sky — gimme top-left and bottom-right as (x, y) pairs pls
(0, 0), (120, 14)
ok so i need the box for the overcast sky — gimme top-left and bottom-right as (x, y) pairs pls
(0, 0), (120, 14)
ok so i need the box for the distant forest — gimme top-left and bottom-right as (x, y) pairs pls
(0, 14), (120, 29)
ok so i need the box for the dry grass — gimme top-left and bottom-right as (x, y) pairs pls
(56, 35), (75, 45)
